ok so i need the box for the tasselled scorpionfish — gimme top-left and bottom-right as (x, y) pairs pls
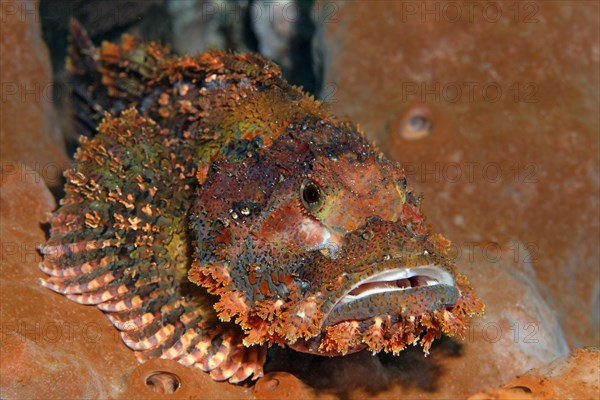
(40, 21), (483, 383)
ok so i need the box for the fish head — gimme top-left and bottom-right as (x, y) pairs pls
(189, 119), (483, 355)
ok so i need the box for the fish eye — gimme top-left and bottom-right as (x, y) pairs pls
(301, 180), (323, 211)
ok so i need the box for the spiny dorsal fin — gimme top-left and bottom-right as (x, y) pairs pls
(66, 19), (169, 138)
(67, 18), (107, 138)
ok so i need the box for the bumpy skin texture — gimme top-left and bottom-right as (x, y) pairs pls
(40, 21), (483, 383)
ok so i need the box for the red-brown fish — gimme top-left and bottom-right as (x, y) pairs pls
(40, 21), (483, 383)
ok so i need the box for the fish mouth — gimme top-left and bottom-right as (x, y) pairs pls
(341, 265), (455, 305)
(323, 264), (459, 327)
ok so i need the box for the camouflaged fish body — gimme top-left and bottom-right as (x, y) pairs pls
(40, 21), (483, 383)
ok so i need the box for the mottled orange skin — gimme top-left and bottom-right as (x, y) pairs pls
(40, 21), (482, 383)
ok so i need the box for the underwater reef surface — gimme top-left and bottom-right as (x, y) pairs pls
(1, 1), (598, 399)
(469, 347), (600, 399)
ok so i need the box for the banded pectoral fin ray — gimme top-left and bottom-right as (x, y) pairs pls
(39, 109), (265, 382)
